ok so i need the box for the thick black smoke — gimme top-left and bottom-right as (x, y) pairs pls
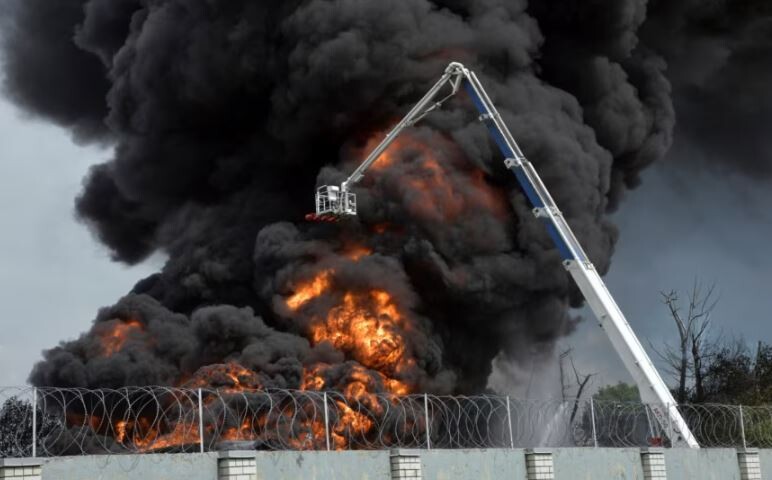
(641, 0), (772, 177)
(2, 0), (764, 394)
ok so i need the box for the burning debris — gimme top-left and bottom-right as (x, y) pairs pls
(3, 0), (769, 452)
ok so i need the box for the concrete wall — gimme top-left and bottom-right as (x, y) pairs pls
(5, 448), (772, 479)
(663, 448), (742, 480)
(552, 448), (645, 480)
(759, 450), (772, 479)
(42, 452), (219, 480)
(252, 451), (390, 480)
(420, 449), (527, 480)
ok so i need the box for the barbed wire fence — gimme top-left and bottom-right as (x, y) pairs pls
(2, 386), (771, 457)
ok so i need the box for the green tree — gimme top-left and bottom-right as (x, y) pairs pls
(702, 341), (772, 405)
(0, 396), (59, 457)
(0, 397), (34, 457)
(593, 382), (640, 403)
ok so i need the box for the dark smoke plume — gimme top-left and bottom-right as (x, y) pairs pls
(1, 0), (765, 394)
(641, 0), (772, 177)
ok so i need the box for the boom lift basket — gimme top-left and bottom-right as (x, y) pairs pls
(315, 185), (357, 216)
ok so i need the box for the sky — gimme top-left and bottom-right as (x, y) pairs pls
(2, 72), (770, 392)
(0, 93), (159, 386)
(562, 152), (772, 391)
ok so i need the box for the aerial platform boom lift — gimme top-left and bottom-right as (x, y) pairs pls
(312, 62), (699, 448)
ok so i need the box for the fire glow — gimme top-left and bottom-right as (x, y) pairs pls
(366, 133), (507, 222)
(98, 319), (143, 356)
(287, 266), (412, 397)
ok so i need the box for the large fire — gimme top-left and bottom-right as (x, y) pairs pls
(286, 258), (413, 396)
(74, 132), (498, 453)
(309, 290), (410, 376)
(97, 250), (417, 452)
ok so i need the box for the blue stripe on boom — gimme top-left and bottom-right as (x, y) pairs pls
(463, 81), (515, 158)
(543, 221), (576, 261)
(511, 168), (575, 260)
(511, 167), (545, 209)
(463, 79), (576, 262)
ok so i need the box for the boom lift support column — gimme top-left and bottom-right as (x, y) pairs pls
(313, 62), (699, 448)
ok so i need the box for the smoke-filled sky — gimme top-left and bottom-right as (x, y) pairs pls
(0, 0), (771, 396)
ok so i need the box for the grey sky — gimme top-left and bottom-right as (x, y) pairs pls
(563, 151), (772, 391)
(0, 93), (158, 386)
(1, 72), (770, 393)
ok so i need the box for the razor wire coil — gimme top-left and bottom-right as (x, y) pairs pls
(1, 386), (770, 456)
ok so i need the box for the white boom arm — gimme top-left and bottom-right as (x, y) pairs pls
(313, 62), (699, 448)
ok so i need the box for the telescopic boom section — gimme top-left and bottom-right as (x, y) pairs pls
(312, 62), (700, 448)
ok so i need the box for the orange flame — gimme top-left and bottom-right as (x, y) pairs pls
(118, 417), (200, 451)
(344, 245), (372, 261)
(286, 266), (413, 400)
(99, 319), (143, 356)
(221, 418), (255, 442)
(302, 364), (328, 391)
(183, 362), (262, 392)
(362, 131), (509, 223)
(310, 290), (410, 376)
(286, 270), (333, 311)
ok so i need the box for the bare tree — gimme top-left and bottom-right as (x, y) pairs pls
(652, 280), (719, 403)
(559, 348), (595, 423)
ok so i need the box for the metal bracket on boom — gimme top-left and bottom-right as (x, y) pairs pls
(309, 62), (701, 448)
(532, 206), (562, 219)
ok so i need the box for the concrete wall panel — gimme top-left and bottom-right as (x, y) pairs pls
(664, 448), (741, 480)
(42, 453), (219, 480)
(420, 448), (527, 480)
(757, 450), (772, 480)
(552, 448), (644, 480)
(254, 451), (390, 480)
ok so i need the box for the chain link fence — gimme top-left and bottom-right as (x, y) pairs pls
(2, 386), (771, 457)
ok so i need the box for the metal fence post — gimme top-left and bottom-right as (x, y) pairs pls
(739, 405), (747, 449)
(323, 392), (331, 451)
(506, 396), (514, 449)
(31, 387), (37, 458)
(424, 393), (431, 450)
(590, 397), (598, 448)
(197, 388), (204, 453)
(644, 403), (655, 441)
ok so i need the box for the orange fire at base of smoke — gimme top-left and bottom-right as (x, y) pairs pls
(82, 249), (420, 453)
(115, 417), (200, 451)
(286, 267), (414, 397)
(136, 422), (200, 451)
(302, 364), (328, 391)
(310, 290), (408, 376)
(182, 362), (263, 392)
(68, 360), (410, 453)
(220, 418), (257, 442)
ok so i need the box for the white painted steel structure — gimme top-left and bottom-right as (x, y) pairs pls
(313, 62), (699, 448)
